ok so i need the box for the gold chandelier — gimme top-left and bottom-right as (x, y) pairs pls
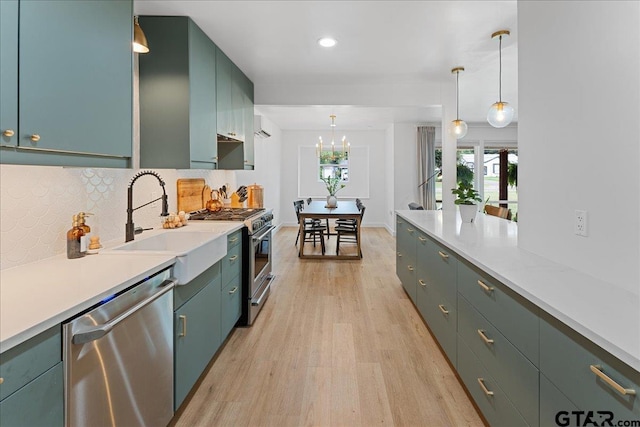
(316, 115), (350, 159)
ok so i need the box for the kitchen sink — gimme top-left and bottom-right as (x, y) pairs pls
(107, 231), (227, 284)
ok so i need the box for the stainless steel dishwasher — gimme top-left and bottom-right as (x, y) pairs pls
(63, 268), (177, 427)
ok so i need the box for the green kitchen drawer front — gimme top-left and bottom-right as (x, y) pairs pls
(540, 312), (640, 419)
(396, 217), (417, 302)
(457, 259), (539, 366)
(222, 242), (242, 286)
(174, 261), (221, 310)
(422, 287), (457, 367)
(422, 236), (457, 306)
(416, 262), (435, 322)
(221, 277), (242, 338)
(0, 325), (61, 400)
(0, 363), (63, 427)
(458, 295), (539, 426)
(457, 338), (528, 427)
(227, 229), (242, 250)
(540, 373), (579, 427)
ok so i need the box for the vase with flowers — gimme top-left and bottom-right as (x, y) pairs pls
(320, 175), (345, 208)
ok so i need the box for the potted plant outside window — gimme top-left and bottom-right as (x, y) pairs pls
(451, 181), (482, 223)
(320, 175), (345, 208)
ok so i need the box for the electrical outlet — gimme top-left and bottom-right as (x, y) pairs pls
(574, 210), (587, 237)
(151, 192), (159, 208)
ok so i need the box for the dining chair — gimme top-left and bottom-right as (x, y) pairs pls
(484, 204), (510, 219)
(306, 197), (330, 238)
(335, 205), (365, 257)
(408, 202), (424, 210)
(294, 201), (327, 254)
(335, 199), (363, 228)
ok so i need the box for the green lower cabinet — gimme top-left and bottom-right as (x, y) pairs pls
(0, 363), (63, 427)
(395, 218), (417, 302)
(457, 338), (528, 427)
(174, 278), (221, 410)
(540, 373), (578, 427)
(221, 277), (242, 338)
(422, 287), (457, 367)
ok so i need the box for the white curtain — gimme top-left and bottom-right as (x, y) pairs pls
(417, 126), (436, 210)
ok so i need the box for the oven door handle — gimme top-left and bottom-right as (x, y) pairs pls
(252, 225), (276, 242)
(252, 278), (272, 306)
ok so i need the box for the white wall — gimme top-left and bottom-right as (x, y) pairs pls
(384, 124), (395, 233)
(518, 1), (640, 292)
(392, 123), (420, 215)
(278, 129), (388, 227)
(235, 113), (283, 226)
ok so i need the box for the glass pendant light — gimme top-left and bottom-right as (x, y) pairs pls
(487, 30), (514, 128)
(448, 67), (468, 139)
(133, 16), (150, 54)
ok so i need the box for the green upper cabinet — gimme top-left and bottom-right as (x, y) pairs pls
(0, 0), (18, 148)
(138, 16), (217, 170)
(1, 0), (132, 168)
(240, 70), (255, 169)
(215, 48), (236, 141)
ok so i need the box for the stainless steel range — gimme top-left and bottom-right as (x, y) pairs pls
(189, 207), (275, 325)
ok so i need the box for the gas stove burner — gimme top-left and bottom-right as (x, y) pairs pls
(189, 207), (265, 221)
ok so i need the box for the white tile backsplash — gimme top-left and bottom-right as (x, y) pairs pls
(0, 164), (236, 270)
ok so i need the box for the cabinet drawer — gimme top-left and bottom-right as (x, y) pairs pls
(458, 296), (539, 426)
(0, 325), (61, 400)
(422, 287), (457, 366)
(174, 261), (221, 310)
(0, 363), (63, 427)
(398, 251), (417, 303)
(540, 312), (640, 419)
(540, 373), (579, 427)
(227, 229), (242, 250)
(221, 278), (242, 338)
(221, 243), (242, 286)
(457, 259), (539, 365)
(457, 338), (528, 427)
(421, 236), (457, 305)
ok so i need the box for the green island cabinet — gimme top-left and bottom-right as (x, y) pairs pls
(0, 0), (132, 168)
(0, 326), (64, 427)
(138, 16), (218, 170)
(395, 213), (640, 427)
(173, 229), (243, 410)
(216, 48), (255, 170)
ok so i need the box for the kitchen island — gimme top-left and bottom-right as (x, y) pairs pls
(396, 210), (639, 426)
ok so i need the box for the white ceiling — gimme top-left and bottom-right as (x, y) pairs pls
(135, 1), (518, 130)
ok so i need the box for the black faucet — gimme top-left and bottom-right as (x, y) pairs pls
(126, 170), (169, 242)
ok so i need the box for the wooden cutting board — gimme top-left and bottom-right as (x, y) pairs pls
(177, 178), (205, 213)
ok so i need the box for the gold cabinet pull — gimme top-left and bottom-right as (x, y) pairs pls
(418, 279), (426, 287)
(590, 365), (636, 396)
(228, 286), (238, 295)
(477, 378), (494, 396)
(179, 315), (187, 337)
(30, 134), (40, 142)
(407, 228), (414, 233)
(2, 129), (14, 137)
(418, 237), (427, 242)
(0, 377), (4, 384)
(477, 329), (494, 345)
(438, 251), (449, 260)
(396, 219), (403, 224)
(229, 255), (238, 261)
(397, 252), (403, 257)
(477, 280), (494, 293)
(438, 304), (449, 315)
(407, 265), (414, 271)
(229, 237), (238, 243)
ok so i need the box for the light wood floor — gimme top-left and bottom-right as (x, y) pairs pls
(172, 226), (484, 427)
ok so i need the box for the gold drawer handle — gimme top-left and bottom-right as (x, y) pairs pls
(418, 237), (427, 242)
(30, 134), (40, 142)
(477, 329), (494, 345)
(228, 286), (238, 295)
(590, 365), (636, 396)
(407, 265), (414, 271)
(438, 251), (449, 260)
(229, 237), (238, 243)
(477, 280), (494, 293)
(418, 279), (426, 287)
(179, 315), (187, 337)
(477, 378), (494, 396)
(2, 129), (15, 137)
(229, 255), (238, 261)
(397, 220), (403, 224)
(438, 304), (449, 315)
(0, 377), (4, 384)
(397, 252), (403, 257)
(407, 228), (414, 232)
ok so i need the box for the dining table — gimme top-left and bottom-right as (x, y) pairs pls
(298, 200), (362, 259)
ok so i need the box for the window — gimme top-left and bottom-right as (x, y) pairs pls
(318, 150), (349, 182)
(483, 148), (518, 218)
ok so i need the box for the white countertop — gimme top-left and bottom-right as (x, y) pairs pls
(396, 210), (640, 372)
(0, 221), (243, 353)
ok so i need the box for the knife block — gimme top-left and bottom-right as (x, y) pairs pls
(230, 192), (243, 208)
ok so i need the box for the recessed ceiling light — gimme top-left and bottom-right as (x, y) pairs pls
(318, 37), (337, 48)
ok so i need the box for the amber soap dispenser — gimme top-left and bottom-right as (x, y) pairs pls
(67, 215), (86, 259)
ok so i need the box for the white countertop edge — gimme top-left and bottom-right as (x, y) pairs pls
(0, 258), (176, 353)
(396, 210), (640, 372)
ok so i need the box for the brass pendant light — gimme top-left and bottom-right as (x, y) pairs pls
(448, 67), (468, 139)
(487, 30), (514, 128)
(133, 16), (150, 54)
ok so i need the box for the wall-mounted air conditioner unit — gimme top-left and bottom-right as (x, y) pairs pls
(254, 115), (272, 139)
